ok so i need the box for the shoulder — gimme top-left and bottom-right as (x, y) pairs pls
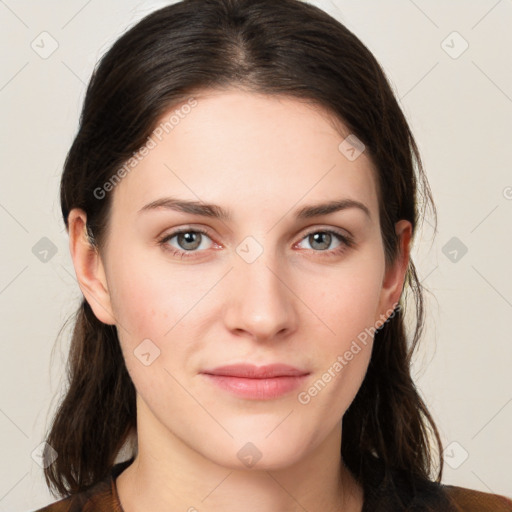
(30, 476), (118, 512)
(30, 458), (133, 512)
(442, 484), (512, 512)
(360, 453), (512, 511)
(31, 497), (71, 512)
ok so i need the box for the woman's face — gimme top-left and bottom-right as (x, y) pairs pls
(71, 89), (411, 470)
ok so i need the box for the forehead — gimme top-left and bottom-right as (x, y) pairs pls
(110, 89), (379, 223)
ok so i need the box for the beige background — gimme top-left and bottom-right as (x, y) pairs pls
(1, 0), (511, 510)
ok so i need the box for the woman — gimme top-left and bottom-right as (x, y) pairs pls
(34, 0), (512, 510)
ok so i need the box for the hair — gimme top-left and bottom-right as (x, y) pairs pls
(45, 0), (442, 501)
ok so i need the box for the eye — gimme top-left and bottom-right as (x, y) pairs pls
(295, 229), (354, 257)
(158, 228), (216, 259)
(157, 227), (354, 259)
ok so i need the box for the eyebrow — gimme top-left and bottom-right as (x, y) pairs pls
(138, 196), (371, 221)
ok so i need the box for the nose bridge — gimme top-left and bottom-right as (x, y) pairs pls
(224, 235), (297, 338)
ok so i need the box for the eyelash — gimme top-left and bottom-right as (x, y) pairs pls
(157, 226), (355, 260)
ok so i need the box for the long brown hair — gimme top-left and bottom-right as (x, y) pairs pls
(45, 0), (442, 499)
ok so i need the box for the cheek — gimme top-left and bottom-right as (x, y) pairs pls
(105, 250), (216, 386)
(296, 253), (383, 401)
(301, 254), (384, 342)
(106, 248), (203, 340)
(300, 281), (378, 419)
(110, 272), (168, 339)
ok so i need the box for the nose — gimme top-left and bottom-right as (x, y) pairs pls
(223, 251), (298, 342)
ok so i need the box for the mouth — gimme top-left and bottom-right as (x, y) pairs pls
(201, 363), (309, 378)
(200, 364), (310, 400)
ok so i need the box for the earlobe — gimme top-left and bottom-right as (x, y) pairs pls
(376, 220), (412, 324)
(68, 209), (116, 325)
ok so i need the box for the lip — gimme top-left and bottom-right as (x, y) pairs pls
(201, 363), (309, 378)
(200, 364), (310, 400)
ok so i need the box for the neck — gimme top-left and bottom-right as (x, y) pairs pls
(116, 396), (364, 512)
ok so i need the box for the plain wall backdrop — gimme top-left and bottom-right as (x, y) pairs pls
(1, 0), (511, 510)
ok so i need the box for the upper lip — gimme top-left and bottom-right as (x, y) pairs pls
(201, 364), (309, 378)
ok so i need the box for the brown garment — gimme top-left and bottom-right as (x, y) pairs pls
(33, 456), (512, 512)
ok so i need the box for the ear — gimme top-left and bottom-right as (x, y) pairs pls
(68, 208), (116, 325)
(375, 219), (412, 323)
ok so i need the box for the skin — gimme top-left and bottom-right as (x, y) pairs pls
(68, 89), (412, 512)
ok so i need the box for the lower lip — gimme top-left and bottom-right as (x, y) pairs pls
(202, 374), (309, 400)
